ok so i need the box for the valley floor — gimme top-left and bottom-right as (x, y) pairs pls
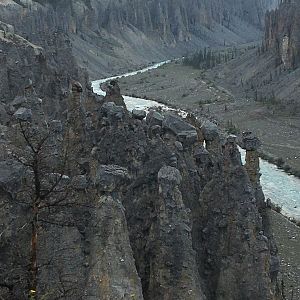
(268, 210), (300, 299)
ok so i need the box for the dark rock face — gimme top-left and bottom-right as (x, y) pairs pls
(162, 113), (198, 146)
(13, 107), (32, 122)
(0, 20), (89, 119)
(132, 109), (146, 120)
(0, 79), (280, 300)
(100, 102), (126, 124)
(0, 159), (24, 197)
(265, 1), (300, 69)
(0, 2), (281, 298)
(102, 80), (126, 108)
(146, 110), (164, 127)
(240, 131), (262, 151)
(94, 164), (130, 192)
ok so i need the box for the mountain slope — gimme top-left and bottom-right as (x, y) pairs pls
(0, 0), (278, 78)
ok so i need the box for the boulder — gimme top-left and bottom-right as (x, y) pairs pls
(201, 121), (219, 141)
(132, 109), (146, 120)
(146, 110), (164, 127)
(150, 125), (162, 136)
(240, 131), (262, 151)
(94, 165), (130, 192)
(163, 113), (198, 145)
(13, 107), (32, 122)
(100, 102), (125, 124)
(102, 80), (126, 107)
(158, 166), (182, 187)
(227, 134), (237, 144)
(72, 81), (83, 93)
(162, 113), (196, 135)
(177, 131), (198, 146)
(174, 141), (183, 151)
(162, 114), (198, 146)
(194, 146), (210, 163)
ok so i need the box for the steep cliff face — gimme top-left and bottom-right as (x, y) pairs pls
(265, 0), (300, 69)
(0, 74), (280, 299)
(0, 22), (89, 119)
(0, 0), (277, 78)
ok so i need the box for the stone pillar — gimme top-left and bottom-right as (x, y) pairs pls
(66, 81), (85, 174)
(102, 80), (126, 108)
(240, 131), (262, 186)
(223, 134), (242, 167)
(0, 52), (9, 100)
(146, 166), (205, 300)
(201, 120), (221, 156)
(186, 113), (204, 145)
(84, 165), (144, 299)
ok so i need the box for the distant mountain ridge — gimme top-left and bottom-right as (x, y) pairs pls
(0, 0), (278, 78)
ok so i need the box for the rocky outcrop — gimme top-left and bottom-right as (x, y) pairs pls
(265, 0), (300, 69)
(0, 78), (281, 300)
(0, 8), (282, 296)
(102, 80), (126, 108)
(146, 165), (205, 300)
(0, 20), (89, 118)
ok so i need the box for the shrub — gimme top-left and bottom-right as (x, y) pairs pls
(276, 157), (284, 167)
(274, 204), (282, 213)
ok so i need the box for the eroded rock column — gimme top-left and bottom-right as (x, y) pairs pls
(201, 121), (221, 157)
(240, 131), (262, 187)
(66, 81), (86, 174)
(84, 165), (144, 300)
(147, 165), (205, 300)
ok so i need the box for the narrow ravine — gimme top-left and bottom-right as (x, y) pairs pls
(92, 62), (300, 221)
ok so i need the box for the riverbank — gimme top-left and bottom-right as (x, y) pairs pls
(268, 209), (300, 299)
(118, 61), (300, 179)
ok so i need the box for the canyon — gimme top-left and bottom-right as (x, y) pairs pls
(1, 0), (300, 299)
(0, 0), (277, 78)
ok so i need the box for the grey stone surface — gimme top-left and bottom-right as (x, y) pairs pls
(146, 110), (164, 127)
(201, 120), (219, 141)
(49, 120), (63, 133)
(132, 109), (146, 120)
(0, 103), (9, 125)
(194, 145), (210, 163)
(13, 107), (32, 122)
(71, 175), (88, 190)
(158, 165), (182, 186)
(100, 102), (125, 124)
(0, 160), (24, 196)
(240, 131), (262, 151)
(175, 140), (184, 151)
(94, 165), (130, 192)
(163, 113), (196, 135)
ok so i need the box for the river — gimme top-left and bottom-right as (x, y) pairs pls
(92, 62), (300, 221)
